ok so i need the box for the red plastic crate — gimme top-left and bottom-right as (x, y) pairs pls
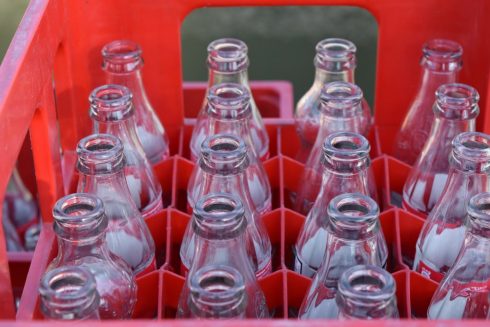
(1, 0), (490, 325)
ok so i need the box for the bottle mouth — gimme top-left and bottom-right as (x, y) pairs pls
(323, 132), (370, 160)
(207, 38), (249, 73)
(315, 38), (357, 71)
(337, 264), (395, 304)
(207, 83), (251, 119)
(320, 82), (363, 116)
(189, 265), (246, 318)
(451, 132), (490, 172)
(327, 193), (379, 233)
(192, 193), (247, 240)
(421, 39), (463, 72)
(467, 193), (490, 230)
(52, 193), (108, 240)
(101, 40), (143, 73)
(200, 134), (249, 174)
(40, 266), (99, 317)
(76, 134), (125, 175)
(89, 84), (134, 122)
(434, 83), (479, 119)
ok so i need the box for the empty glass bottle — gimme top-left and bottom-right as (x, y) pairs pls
(179, 193), (269, 318)
(190, 83), (271, 209)
(178, 265), (247, 319)
(76, 133), (156, 275)
(294, 132), (379, 277)
(293, 82), (371, 214)
(427, 192), (490, 319)
(414, 132), (490, 282)
(102, 40), (169, 164)
(394, 39), (463, 165)
(24, 223), (41, 251)
(46, 193), (136, 319)
(5, 167), (38, 230)
(2, 204), (24, 251)
(199, 38), (268, 160)
(336, 265), (399, 319)
(188, 133), (272, 216)
(89, 84), (164, 218)
(40, 266), (100, 320)
(298, 193), (388, 319)
(403, 83), (479, 216)
(295, 38), (372, 163)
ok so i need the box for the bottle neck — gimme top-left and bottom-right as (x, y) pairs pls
(427, 116), (476, 150)
(208, 69), (249, 88)
(77, 169), (134, 205)
(416, 68), (458, 101)
(56, 232), (108, 261)
(104, 70), (148, 102)
(338, 296), (397, 319)
(314, 67), (355, 86)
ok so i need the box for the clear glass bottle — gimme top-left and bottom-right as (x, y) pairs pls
(295, 38), (372, 163)
(76, 133), (156, 275)
(2, 204), (24, 251)
(178, 265), (247, 319)
(294, 132), (379, 277)
(427, 192), (490, 319)
(336, 265), (399, 319)
(89, 84), (164, 218)
(199, 38), (268, 160)
(189, 132), (272, 216)
(190, 83), (271, 211)
(40, 266), (101, 320)
(102, 40), (169, 164)
(24, 223), (41, 251)
(293, 82), (371, 214)
(394, 39), (463, 165)
(414, 132), (490, 282)
(46, 193), (136, 319)
(5, 167), (38, 229)
(298, 193), (388, 319)
(402, 83), (479, 216)
(178, 193), (269, 318)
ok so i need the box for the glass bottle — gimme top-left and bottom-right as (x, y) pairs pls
(199, 38), (269, 160)
(76, 133), (156, 275)
(40, 266), (101, 320)
(46, 193), (136, 319)
(293, 82), (371, 214)
(178, 193), (269, 318)
(295, 133), (379, 277)
(414, 132), (490, 282)
(24, 223), (41, 251)
(102, 40), (169, 164)
(190, 83), (271, 211)
(5, 167), (38, 229)
(178, 265), (247, 319)
(336, 265), (399, 319)
(394, 39), (463, 165)
(2, 204), (24, 251)
(403, 83), (479, 216)
(89, 84), (164, 218)
(298, 193), (388, 319)
(427, 192), (490, 319)
(295, 38), (372, 163)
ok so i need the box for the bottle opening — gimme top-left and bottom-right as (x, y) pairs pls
(77, 134), (125, 175)
(102, 40), (143, 73)
(89, 84), (134, 121)
(200, 134), (249, 174)
(434, 83), (479, 119)
(207, 83), (251, 119)
(320, 81), (363, 111)
(323, 132), (370, 165)
(327, 193), (379, 229)
(203, 202), (235, 213)
(421, 39), (463, 72)
(315, 38), (357, 71)
(207, 38), (249, 72)
(333, 140), (359, 150)
(338, 203), (370, 216)
(86, 142), (115, 152)
(468, 193), (490, 225)
(339, 265), (395, 301)
(62, 203), (96, 216)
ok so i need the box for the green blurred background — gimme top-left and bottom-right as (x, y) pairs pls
(0, 2), (378, 105)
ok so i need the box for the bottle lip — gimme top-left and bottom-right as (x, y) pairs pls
(315, 38), (357, 71)
(468, 192), (490, 229)
(76, 134), (125, 175)
(200, 134), (249, 174)
(40, 266), (99, 311)
(192, 193), (247, 240)
(338, 265), (396, 303)
(89, 84), (134, 122)
(207, 83), (251, 119)
(189, 265), (246, 317)
(52, 193), (108, 239)
(320, 81), (363, 115)
(207, 38), (249, 73)
(434, 83), (479, 119)
(327, 193), (379, 229)
(323, 132), (370, 161)
(101, 40), (143, 73)
(421, 39), (463, 72)
(451, 132), (490, 167)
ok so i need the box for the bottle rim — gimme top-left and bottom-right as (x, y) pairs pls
(76, 133), (125, 175)
(327, 193), (379, 229)
(40, 266), (98, 303)
(207, 38), (249, 72)
(102, 40), (143, 73)
(434, 83), (479, 119)
(315, 38), (357, 71)
(323, 132), (370, 160)
(89, 84), (134, 122)
(320, 81), (363, 112)
(468, 192), (490, 229)
(207, 83), (251, 119)
(200, 134), (249, 174)
(452, 132), (490, 163)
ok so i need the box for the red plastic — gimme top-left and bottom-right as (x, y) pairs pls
(0, 0), (490, 325)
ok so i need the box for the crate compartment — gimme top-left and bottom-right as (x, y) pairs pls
(408, 271), (438, 318)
